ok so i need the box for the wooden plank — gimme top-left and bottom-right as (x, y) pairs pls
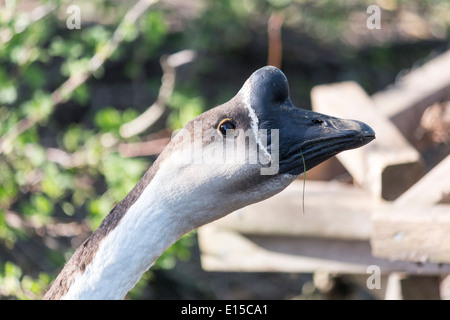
(311, 81), (424, 200)
(304, 157), (348, 181)
(371, 50), (450, 140)
(371, 204), (450, 263)
(395, 155), (450, 206)
(383, 274), (441, 300)
(198, 224), (450, 275)
(440, 275), (450, 299)
(400, 276), (441, 300)
(212, 180), (378, 240)
(370, 156), (450, 263)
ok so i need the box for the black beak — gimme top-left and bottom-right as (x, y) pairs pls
(275, 106), (375, 175)
(247, 66), (375, 175)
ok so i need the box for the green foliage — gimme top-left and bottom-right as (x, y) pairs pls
(0, 210), (20, 246)
(155, 231), (195, 269)
(168, 91), (205, 129)
(141, 11), (168, 49)
(0, 262), (51, 299)
(0, 0), (162, 299)
(94, 107), (123, 132)
(127, 231), (195, 299)
(20, 91), (54, 121)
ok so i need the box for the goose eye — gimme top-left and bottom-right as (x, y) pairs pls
(218, 118), (237, 136)
(311, 119), (324, 125)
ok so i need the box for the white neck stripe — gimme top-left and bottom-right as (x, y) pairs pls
(240, 80), (272, 161)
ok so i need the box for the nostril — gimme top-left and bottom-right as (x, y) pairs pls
(311, 119), (324, 125)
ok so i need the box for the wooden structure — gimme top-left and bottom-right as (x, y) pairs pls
(198, 50), (450, 299)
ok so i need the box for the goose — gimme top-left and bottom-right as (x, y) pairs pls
(43, 66), (375, 300)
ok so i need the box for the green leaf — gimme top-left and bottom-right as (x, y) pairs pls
(0, 83), (17, 104)
(168, 91), (205, 129)
(0, 210), (18, 245)
(141, 11), (168, 53)
(121, 21), (139, 42)
(101, 154), (146, 201)
(73, 83), (90, 106)
(20, 91), (54, 121)
(41, 163), (74, 200)
(22, 64), (46, 89)
(62, 124), (82, 152)
(32, 194), (54, 216)
(94, 107), (122, 132)
(60, 57), (90, 78)
(49, 37), (85, 59)
(24, 143), (46, 167)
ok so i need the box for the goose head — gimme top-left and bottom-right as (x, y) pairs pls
(43, 66), (375, 300)
(151, 66), (375, 227)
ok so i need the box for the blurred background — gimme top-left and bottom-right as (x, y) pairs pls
(0, 0), (449, 299)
